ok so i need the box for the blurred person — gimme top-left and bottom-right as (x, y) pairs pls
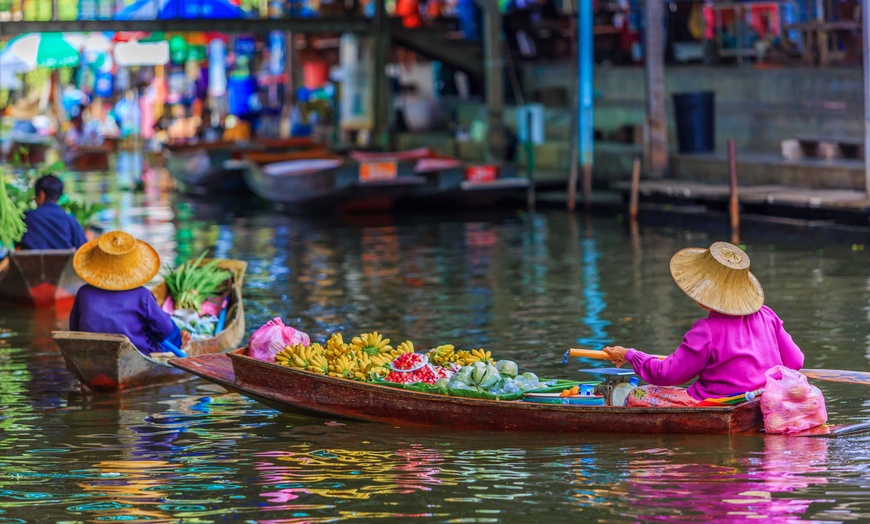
(17, 175), (88, 251)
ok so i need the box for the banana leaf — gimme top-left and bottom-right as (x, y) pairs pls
(374, 378), (597, 401)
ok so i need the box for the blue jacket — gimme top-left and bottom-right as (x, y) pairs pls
(18, 202), (87, 250)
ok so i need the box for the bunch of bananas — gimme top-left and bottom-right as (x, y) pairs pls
(275, 343), (329, 374)
(427, 345), (495, 366)
(349, 331), (393, 357)
(275, 331), (416, 381)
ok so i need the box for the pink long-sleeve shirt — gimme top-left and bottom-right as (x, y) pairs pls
(625, 305), (805, 401)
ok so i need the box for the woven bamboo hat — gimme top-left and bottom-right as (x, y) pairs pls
(669, 241), (764, 316)
(73, 231), (160, 291)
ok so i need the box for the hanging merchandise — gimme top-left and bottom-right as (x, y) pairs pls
(208, 39), (227, 98)
(234, 36), (256, 57)
(94, 71), (114, 98)
(268, 31), (284, 77)
(167, 66), (186, 104)
(169, 35), (189, 65)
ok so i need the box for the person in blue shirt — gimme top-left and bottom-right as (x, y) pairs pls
(17, 175), (88, 251)
(69, 230), (189, 356)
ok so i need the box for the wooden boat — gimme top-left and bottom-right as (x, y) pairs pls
(399, 162), (531, 210)
(169, 348), (764, 435)
(163, 141), (249, 195)
(3, 139), (49, 165)
(63, 143), (112, 172)
(244, 148), (333, 166)
(0, 249), (84, 307)
(243, 156), (426, 213)
(52, 259), (247, 392)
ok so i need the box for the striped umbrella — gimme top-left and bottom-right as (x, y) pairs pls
(0, 32), (83, 70)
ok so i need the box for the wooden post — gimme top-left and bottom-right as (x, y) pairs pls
(371, 0), (390, 148)
(480, 0), (505, 162)
(628, 156), (641, 222)
(567, 12), (579, 211)
(728, 138), (740, 244)
(645, 0), (668, 179)
(526, 110), (536, 211)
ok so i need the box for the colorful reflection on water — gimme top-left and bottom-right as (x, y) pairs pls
(1, 168), (870, 521)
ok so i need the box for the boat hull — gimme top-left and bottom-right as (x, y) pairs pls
(170, 349), (764, 434)
(53, 259), (247, 392)
(243, 157), (426, 213)
(64, 145), (112, 172)
(163, 143), (247, 195)
(400, 164), (530, 210)
(0, 249), (84, 307)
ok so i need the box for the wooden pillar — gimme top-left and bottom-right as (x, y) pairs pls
(371, 0), (390, 148)
(644, 0), (668, 179)
(480, 0), (505, 162)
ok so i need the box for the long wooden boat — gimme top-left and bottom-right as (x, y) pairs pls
(0, 249), (84, 307)
(3, 139), (50, 165)
(170, 348), (763, 434)
(398, 163), (530, 210)
(163, 141), (249, 195)
(244, 148), (333, 166)
(52, 259), (247, 392)
(63, 143), (112, 172)
(243, 156), (426, 213)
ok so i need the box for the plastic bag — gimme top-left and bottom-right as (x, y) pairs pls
(760, 365), (827, 435)
(248, 318), (310, 362)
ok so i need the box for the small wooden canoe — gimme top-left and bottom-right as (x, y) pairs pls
(170, 348), (764, 435)
(244, 148), (334, 166)
(243, 156), (426, 213)
(398, 163), (530, 210)
(0, 249), (84, 307)
(63, 144), (112, 172)
(53, 259), (247, 392)
(163, 141), (248, 195)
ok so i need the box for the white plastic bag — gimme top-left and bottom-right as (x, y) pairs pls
(248, 318), (310, 362)
(760, 365), (827, 435)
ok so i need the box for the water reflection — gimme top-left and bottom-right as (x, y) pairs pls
(3, 170), (870, 521)
(616, 436), (830, 523)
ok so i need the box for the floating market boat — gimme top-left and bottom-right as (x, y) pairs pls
(0, 249), (84, 307)
(243, 157), (426, 213)
(400, 163), (530, 210)
(163, 141), (249, 195)
(244, 148), (334, 166)
(63, 143), (112, 172)
(3, 138), (50, 165)
(53, 259), (247, 392)
(170, 348), (764, 435)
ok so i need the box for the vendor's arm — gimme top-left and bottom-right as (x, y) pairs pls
(624, 320), (711, 387)
(774, 315), (804, 370)
(141, 291), (183, 347)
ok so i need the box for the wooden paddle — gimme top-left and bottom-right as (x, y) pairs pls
(565, 348), (870, 386)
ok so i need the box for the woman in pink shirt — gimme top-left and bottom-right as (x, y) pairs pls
(603, 241), (804, 407)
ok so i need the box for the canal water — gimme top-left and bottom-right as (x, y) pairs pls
(2, 165), (870, 522)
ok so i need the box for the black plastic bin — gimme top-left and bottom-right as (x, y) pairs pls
(672, 91), (715, 153)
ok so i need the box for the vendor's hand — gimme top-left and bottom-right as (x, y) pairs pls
(602, 345), (629, 368)
(181, 330), (192, 347)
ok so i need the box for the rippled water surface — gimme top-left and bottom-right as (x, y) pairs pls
(2, 166), (870, 522)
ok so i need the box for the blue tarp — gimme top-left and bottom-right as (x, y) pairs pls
(115, 0), (251, 20)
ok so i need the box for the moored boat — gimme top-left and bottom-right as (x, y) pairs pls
(63, 143), (112, 172)
(0, 249), (84, 307)
(53, 259), (247, 392)
(170, 348), (764, 435)
(163, 141), (248, 195)
(244, 148), (334, 166)
(400, 163), (530, 210)
(243, 156), (426, 213)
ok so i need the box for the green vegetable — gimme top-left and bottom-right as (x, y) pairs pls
(163, 250), (231, 312)
(0, 169), (27, 248)
(470, 362), (501, 389)
(496, 359), (519, 378)
(61, 199), (105, 229)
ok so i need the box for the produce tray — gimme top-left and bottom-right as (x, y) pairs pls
(373, 378), (597, 401)
(522, 393), (606, 406)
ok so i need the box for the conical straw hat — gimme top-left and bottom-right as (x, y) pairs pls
(669, 241), (764, 316)
(73, 231), (160, 291)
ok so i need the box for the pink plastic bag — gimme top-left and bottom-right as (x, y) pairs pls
(248, 318), (310, 362)
(760, 365), (827, 435)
